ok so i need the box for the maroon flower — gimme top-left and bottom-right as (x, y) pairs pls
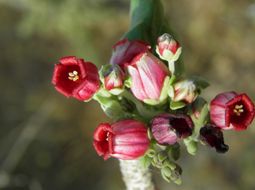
(110, 39), (151, 68)
(200, 124), (229, 153)
(151, 114), (194, 145)
(93, 120), (149, 160)
(52, 56), (100, 101)
(210, 92), (255, 130)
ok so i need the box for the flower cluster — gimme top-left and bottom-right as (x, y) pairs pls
(51, 33), (255, 184)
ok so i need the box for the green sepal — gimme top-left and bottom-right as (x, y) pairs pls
(157, 152), (168, 162)
(143, 99), (160, 106)
(147, 128), (153, 140)
(170, 164), (182, 185)
(109, 88), (124, 96)
(161, 168), (171, 183)
(170, 101), (186, 110)
(124, 76), (132, 88)
(159, 76), (170, 102)
(161, 167), (172, 182)
(146, 148), (156, 158)
(163, 159), (176, 170)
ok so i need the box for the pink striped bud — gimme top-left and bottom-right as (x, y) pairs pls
(127, 52), (170, 105)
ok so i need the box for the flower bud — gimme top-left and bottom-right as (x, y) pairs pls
(210, 92), (255, 130)
(156, 33), (182, 62)
(127, 52), (170, 105)
(110, 39), (151, 68)
(52, 56), (100, 101)
(100, 64), (125, 95)
(200, 124), (229, 153)
(93, 120), (150, 160)
(169, 80), (198, 104)
(151, 114), (194, 145)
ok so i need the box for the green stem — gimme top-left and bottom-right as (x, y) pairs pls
(120, 90), (162, 121)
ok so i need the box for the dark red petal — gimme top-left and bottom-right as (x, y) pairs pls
(200, 124), (229, 153)
(73, 76), (100, 101)
(169, 114), (194, 138)
(72, 61), (100, 100)
(93, 123), (114, 160)
(93, 123), (112, 141)
(93, 141), (110, 160)
(52, 64), (81, 97)
(227, 93), (255, 130)
(59, 56), (78, 65)
(77, 59), (88, 78)
(110, 39), (151, 67)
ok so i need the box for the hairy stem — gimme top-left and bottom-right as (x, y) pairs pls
(119, 160), (155, 190)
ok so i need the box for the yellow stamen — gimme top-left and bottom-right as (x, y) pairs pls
(106, 132), (110, 141)
(68, 70), (79, 81)
(234, 104), (244, 116)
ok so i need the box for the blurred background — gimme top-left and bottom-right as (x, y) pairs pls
(0, 0), (255, 189)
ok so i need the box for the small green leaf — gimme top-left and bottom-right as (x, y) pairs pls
(168, 143), (181, 161)
(190, 76), (210, 90)
(140, 155), (152, 168)
(163, 159), (176, 170)
(146, 148), (156, 158)
(161, 168), (171, 183)
(162, 167), (172, 177)
(158, 152), (167, 162)
(173, 178), (182, 185)
(184, 138), (198, 155)
(189, 97), (210, 140)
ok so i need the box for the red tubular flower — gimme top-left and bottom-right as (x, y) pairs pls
(210, 92), (255, 130)
(151, 114), (194, 145)
(156, 33), (182, 62)
(127, 52), (170, 105)
(110, 39), (151, 68)
(93, 120), (149, 160)
(52, 56), (100, 101)
(200, 124), (229, 153)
